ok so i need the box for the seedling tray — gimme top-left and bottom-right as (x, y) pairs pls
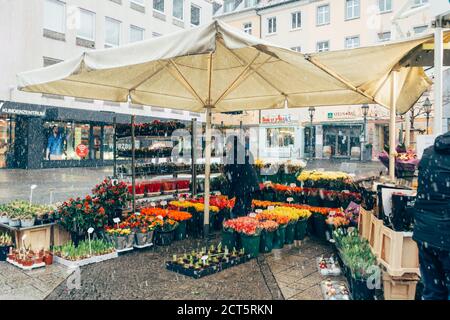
(166, 254), (251, 279)
(6, 259), (46, 271)
(53, 252), (118, 268)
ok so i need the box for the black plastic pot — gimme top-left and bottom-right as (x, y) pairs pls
(174, 221), (187, 241)
(350, 277), (376, 300)
(0, 245), (12, 261)
(155, 230), (175, 246)
(222, 229), (239, 250)
(312, 213), (328, 240)
(259, 230), (275, 253)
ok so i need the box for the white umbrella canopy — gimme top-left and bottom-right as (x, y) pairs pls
(16, 20), (432, 235)
(18, 20), (380, 112)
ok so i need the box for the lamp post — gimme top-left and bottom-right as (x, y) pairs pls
(308, 107), (315, 160)
(361, 104), (370, 161)
(423, 97), (432, 134)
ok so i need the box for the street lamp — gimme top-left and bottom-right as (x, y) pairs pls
(423, 98), (432, 134)
(308, 107), (315, 159)
(360, 104), (370, 161)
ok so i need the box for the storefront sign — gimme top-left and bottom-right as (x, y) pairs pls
(75, 144), (89, 158)
(261, 114), (293, 124)
(327, 111), (357, 120)
(0, 101), (46, 117)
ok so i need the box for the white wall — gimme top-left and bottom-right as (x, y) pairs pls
(0, 0), (213, 121)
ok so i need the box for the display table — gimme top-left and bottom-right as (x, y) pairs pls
(0, 222), (54, 251)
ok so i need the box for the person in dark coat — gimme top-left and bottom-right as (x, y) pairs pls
(224, 136), (259, 218)
(413, 131), (450, 300)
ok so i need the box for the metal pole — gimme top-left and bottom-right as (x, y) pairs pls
(131, 115), (136, 212)
(191, 118), (197, 197)
(434, 25), (444, 136)
(204, 107), (212, 238)
(113, 115), (117, 178)
(310, 116), (313, 160)
(426, 114), (430, 134)
(389, 71), (398, 182)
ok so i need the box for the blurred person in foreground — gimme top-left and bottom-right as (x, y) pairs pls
(224, 136), (259, 218)
(413, 131), (450, 300)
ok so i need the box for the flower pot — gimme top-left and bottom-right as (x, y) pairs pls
(135, 231), (154, 246)
(22, 260), (33, 267)
(312, 213), (328, 240)
(20, 217), (36, 228)
(0, 246), (12, 261)
(295, 218), (308, 240)
(126, 232), (135, 248)
(221, 229), (238, 250)
(115, 236), (127, 250)
(285, 222), (296, 245)
(174, 220), (187, 241)
(214, 213), (225, 231)
(240, 234), (260, 259)
(350, 276), (376, 300)
(259, 230), (275, 253)
(8, 218), (21, 228)
(155, 230), (174, 246)
(273, 224), (287, 249)
(0, 216), (8, 224)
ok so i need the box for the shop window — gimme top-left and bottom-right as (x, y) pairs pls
(304, 126), (316, 157)
(266, 127), (295, 148)
(0, 115), (15, 169)
(92, 126), (102, 160)
(44, 122), (91, 161)
(103, 125), (115, 160)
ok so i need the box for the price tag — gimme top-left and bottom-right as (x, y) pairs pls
(249, 213), (257, 218)
(157, 215), (164, 220)
(161, 201), (168, 206)
(201, 255), (208, 264)
(111, 179), (119, 186)
(113, 218), (121, 224)
(87, 228), (94, 234)
(255, 209), (263, 214)
(179, 197), (185, 202)
(135, 212), (141, 216)
(290, 183), (297, 188)
(150, 202), (156, 207)
(268, 206), (275, 210)
(287, 197), (294, 203)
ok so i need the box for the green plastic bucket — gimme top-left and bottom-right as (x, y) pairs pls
(174, 220), (187, 241)
(285, 222), (296, 244)
(273, 224), (287, 249)
(241, 234), (260, 258)
(259, 230), (275, 253)
(295, 218), (308, 241)
(222, 229), (238, 250)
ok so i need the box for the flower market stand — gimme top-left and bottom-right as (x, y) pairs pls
(0, 222), (53, 251)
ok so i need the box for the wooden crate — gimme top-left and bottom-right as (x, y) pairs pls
(52, 224), (71, 247)
(368, 214), (383, 258)
(383, 272), (420, 300)
(379, 226), (420, 276)
(15, 225), (52, 251)
(358, 208), (372, 240)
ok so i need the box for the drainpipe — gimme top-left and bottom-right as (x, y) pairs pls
(256, 10), (262, 39)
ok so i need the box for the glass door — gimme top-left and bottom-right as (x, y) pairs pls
(336, 129), (350, 157)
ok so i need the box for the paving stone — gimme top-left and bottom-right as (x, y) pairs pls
(289, 285), (324, 300)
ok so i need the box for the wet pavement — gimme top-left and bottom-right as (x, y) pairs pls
(0, 262), (69, 300)
(43, 235), (336, 300)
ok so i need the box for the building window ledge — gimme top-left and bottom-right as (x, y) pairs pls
(172, 18), (185, 28)
(43, 29), (66, 42)
(345, 16), (360, 22)
(76, 37), (96, 49)
(130, 2), (145, 13)
(109, 0), (122, 5)
(153, 10), (166, 21)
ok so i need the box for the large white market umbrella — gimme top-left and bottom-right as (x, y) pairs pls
(17, 21), (431, 234)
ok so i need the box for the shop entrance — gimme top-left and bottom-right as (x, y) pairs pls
(323, 126), (361, 159)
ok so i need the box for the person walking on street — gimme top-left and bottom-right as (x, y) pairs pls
(224, 136), (259, 218)
(413, 131), (450, 300)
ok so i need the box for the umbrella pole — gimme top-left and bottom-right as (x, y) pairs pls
(131, 115), (136, 212)
(389, 71), (398, 182)
(204, 106), (212, 238)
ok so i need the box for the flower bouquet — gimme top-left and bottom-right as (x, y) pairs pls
(223, 217), (261, 257)
(258, 220), (279, 253)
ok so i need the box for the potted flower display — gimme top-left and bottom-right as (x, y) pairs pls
(105, 227), (135, 251)
(168, 210), (192, 241)
(295, 209), (312, 241)
(0, 206), (9, 224)
(256, 211), (289, 249)
(124, 214), (157, 247)
(258, 220), (278, 253)
(154, 217), (178, 246)
(222, 217), (261, 258)
(0, 232), (13, 261)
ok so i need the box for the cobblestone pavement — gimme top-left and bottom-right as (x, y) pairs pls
(265, 238), (347, 300)
(42, 235), (336, 300)
(0, 262), (70, 300)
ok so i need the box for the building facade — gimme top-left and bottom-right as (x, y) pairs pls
(214, 0), (440, 160)
(0, 0), (213, 169)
